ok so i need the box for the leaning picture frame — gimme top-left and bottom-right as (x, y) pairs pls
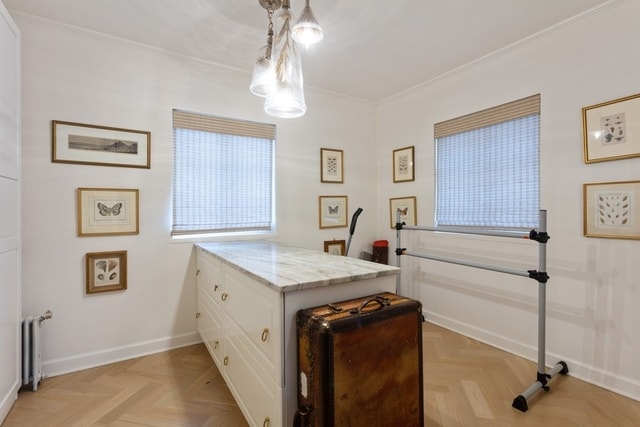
(582, 93), (640, 163)
(393, 146), (415, 182)
(319, 195), (348, 229)
(320, 148), (344, 183)
(390, 196), (417, 228)
(52, 120), (151, 168)
(77, 188), (139, 236)
(86, 250), (127, 294)
(583, 180), (640, 240)
(324, 239), (346, 256)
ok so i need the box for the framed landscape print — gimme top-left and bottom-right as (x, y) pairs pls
(583, 180), (640, 239)
(393, 146), (415, 182)
(390, 196), (417, 228)
(85, 250), (127, 294)
(320, 148), (344, 183)
(582, 93), (640, 163)
(77, 188), (139, 236)
(319, 195), (348, 228)
(52, 120), (151, 168)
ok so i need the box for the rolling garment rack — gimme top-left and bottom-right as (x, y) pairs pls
(394, 209), (568, 412)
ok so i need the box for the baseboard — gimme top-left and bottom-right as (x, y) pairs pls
(42, 332), (202, 378)
(0, 379), (20, 425)
(425, 310), (640, 402)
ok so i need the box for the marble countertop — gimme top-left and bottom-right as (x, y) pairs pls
(196, 241), (400, 293)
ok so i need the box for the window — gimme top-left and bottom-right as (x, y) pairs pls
(172, 110), (275, 236)
(434, 94), (540, 230)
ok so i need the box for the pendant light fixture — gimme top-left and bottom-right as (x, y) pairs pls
(250, 0), (323, 118)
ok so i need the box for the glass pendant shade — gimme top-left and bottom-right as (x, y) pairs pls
(292, 1), (323, 47)
(249, 44), (275, 97)
(264, 6), (306, 118)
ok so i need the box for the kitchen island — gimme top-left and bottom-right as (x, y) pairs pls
(195, 241), (400, 427)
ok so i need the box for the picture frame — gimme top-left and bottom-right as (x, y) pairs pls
(319, 195), (348, 229)
(390, 196), (417, 228)
(393, 146), (415, 182)
(77, 188), (139, 236)
(52, 120), (151, 168)
(324, 239), (346, 256)
(320, 148), (344, 183)
(582, 93), (640, 163)
(583, 180), (640, 240)
(85, 250), (127, 294)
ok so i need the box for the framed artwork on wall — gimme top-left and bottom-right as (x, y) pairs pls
(582, 93), (640, 163)
(324, 239), (346, 255)
(319, 195), (348, 228)
(77, 188), (139, 236)
(393, 146), (415, 182)
(583, 180), (640, 239)
(52, 120), (151, 168)
(85, 250), (127, 294)
(320, 148), (344, 183)
(390, 196), (417, 228)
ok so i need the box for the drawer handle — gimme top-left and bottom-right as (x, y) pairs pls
(214, 340), (219, 350)
(261, 328), (270, 342)
(221, 293), (228, 301)
(214, 284), (219, 292)
(196, 269), (201, 276)
(195, 312), (201, 319)
(223, 356), (229, 366)
(263, 417), (270, 427)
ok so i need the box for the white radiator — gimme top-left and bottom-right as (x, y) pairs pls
(22, 310), (52, 391)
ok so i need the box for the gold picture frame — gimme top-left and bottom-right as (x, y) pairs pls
(86, 250), (127, 294)
(52, 120), (151, 168)
(320, 148), (344, 183)
(324, 239), (346, 255)
(582, 93), (640, 163)
(583, 180), (640, 239)
(390, 196), (417, 228)
(319, 195), (348, 229)
(77, 188), (139, 236)
(393, 146), (415, 182)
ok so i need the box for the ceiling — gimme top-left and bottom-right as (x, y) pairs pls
(5, 0), (614, 102)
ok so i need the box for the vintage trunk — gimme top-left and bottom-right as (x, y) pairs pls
(295, 292), (423, 426)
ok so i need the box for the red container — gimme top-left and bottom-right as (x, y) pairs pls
(372, 240), (388, 264)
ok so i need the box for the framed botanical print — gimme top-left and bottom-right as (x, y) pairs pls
(393, 146), (415, 182)
(320, 148), (344, 183)
(85, 250), (127, 294)
(324, 239), (346, 255)
(583, 180), (640, 239)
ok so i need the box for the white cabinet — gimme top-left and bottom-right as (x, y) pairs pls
(196, 248), (282, 427)
(195, 242), (399, 427)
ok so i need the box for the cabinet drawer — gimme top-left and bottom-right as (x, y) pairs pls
(222, 268), (281, 378)
(197, 286), (223, 366)
(224, 322), (282, 427)
(197, 249), (223, 303)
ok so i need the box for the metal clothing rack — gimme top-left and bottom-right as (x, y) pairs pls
(394, 209), (568, 412)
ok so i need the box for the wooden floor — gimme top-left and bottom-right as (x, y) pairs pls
(4, 322), (640, 426)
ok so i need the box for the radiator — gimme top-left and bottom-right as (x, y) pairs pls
(22, 310), (53, 391)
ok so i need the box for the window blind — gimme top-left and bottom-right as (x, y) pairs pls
(435, 95), (540, 229)
(172, 110), (275, 235)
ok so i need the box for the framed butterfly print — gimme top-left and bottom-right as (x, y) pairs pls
(390, 196), (417, 228)
(86, 250), (127, 294)
(77, 188), (139, 236)
(320, 148), (344, 183)
(319, 195), (348, 229)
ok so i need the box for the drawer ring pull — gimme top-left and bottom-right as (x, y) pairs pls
(221, 293), (228, 301)
(263, 417), (270, 427)
(223, 356), (229, 366)
(261, 328), (269, 342)
(195, 312), (201, 319)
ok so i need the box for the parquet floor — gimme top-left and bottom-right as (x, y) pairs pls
(3, 322), (640, 426)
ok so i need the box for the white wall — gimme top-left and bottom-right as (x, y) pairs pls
(376, 1), (640, 400)
(14, 13), (379, 376)
(0, 1), (20, 422)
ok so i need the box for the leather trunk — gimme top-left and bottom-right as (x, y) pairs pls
(295, 292), (424, 426)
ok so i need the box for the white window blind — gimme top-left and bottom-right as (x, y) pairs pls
(434, 94), (540, 229)
(172, 110), (275, 236)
